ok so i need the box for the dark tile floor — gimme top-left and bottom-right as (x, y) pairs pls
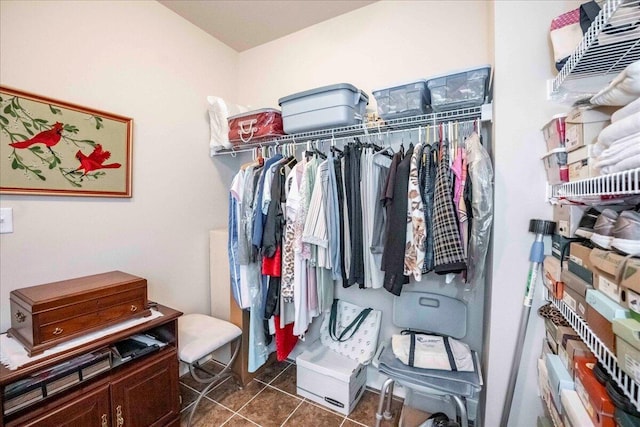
(179, 359), (404, 427)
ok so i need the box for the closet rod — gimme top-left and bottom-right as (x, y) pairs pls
(214, 104), (492, 157)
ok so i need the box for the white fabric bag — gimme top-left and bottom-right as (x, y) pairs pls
(207, 96), (248, 155)
(319, 299), (382, 364)
(391, 332), (474, 372)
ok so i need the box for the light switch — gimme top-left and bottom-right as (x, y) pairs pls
(0, 208), (13, 233)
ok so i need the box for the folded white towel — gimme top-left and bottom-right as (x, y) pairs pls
(593, 131), (640, 156)
(598, 112), (640, 146)
(594, 142), (640, 168)
(599, 154), (640, 175)
(612, 97), (640, 122)
(591, 60), (640, 106)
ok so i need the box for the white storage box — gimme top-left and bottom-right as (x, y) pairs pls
(278, 83), (368, 134)
(554, 204), (586, 238)
(542, 113), (567, 151)
(296, 341), (367, 416)
(372, 79), (430, 120)
(565, 107), (612, 152)
(567, 145), (599, 182)
(542, 148), (569, 185)
(427, 65), (491, 112)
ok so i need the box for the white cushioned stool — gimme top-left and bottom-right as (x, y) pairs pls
(178, 313), (242, 427)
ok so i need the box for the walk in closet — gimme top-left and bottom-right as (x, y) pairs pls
(4, 1), (637, 426)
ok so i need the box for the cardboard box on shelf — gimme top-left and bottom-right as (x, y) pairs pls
(574, 356), (615, 427)
(554, 205), (586, 238)
(568, 145), (599, 181)
(586, 290), (629, 353)
(565, 107), (613, 152)
(612, 318), (640, 384)
(621, 257), (640, 293)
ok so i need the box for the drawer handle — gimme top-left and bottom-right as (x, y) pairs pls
(101, 414), (108, 427)
(14, 311), (26, 323)
(52, 327), (63, 335)
(116, 405), (124, 427)
(130, 305), (138, 312)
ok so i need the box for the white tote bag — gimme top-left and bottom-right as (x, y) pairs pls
(320, 299), (382, 364)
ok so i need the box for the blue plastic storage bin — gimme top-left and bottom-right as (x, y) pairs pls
(427, 65), (491, 112)
(372, 79), (430, 120)
(278, 83), (368, 134)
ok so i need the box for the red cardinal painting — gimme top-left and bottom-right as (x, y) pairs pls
(9, 122), (64, 152)
(73, 144), (121, 176)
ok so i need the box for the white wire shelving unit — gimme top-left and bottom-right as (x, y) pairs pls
(211, 104), (492, 156)
(548, 167), (640, 203)
(549, 0), (640, 101)
(546, 291), (640, 411)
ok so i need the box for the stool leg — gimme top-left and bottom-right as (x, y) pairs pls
(451, 395), (468, 427)
(375, 378), (394, 427)
(186, 337), (242, 427)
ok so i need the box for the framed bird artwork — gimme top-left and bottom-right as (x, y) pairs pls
(0, 86), (133, 197)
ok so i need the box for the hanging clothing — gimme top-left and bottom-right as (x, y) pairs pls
(252, 154), (283, 251)
(326, 154), (342, 281)
(404, 143), (426, 281)
(281, 163), (303, 303)
(456, 148), (469, 258)
(433, 143), (467, 275)
(274, 315), (298, 361)
(344, 145), (365, 287)
(465, 132), (494, 286)
(382, 146), (413, 296)
(362, 147), (389, 289)
(370, 150), (391, 278)
(333, 155), (348, 285)
(419, 144), (437, 273)
(228, 170), (245, 308)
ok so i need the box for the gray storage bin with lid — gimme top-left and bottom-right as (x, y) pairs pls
(278, 83), (368, 134)
(427, 65), (491, 112)
(373, 79), (430, 120)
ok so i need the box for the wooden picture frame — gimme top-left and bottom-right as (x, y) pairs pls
(0, 86), (133, 197)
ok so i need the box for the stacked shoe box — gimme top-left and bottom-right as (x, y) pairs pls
(539, 303), (592, 424)
(573, 357), (616, 427)
(564, 107), (614, 182)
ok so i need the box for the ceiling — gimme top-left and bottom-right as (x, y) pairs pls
(158, 0), (376, 52)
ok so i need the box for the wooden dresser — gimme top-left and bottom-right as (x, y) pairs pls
(0, 305), (182, 427)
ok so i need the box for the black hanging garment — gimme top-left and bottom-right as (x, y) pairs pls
(382, 146), (414, 296)
(344, 144), (365, 287)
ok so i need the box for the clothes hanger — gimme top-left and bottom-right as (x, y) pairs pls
(330, 130), (342, 155)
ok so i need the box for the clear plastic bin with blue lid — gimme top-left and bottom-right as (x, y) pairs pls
(427, 65), (492, 112)
(372, 79), (430, 120)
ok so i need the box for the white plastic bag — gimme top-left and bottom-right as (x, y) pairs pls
(207, 96), (249, 155)
(319, 299), (381, 365)
(391, 333), (474, 372)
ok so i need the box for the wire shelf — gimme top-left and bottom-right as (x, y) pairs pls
(550, 0), (640, 100)
(549, 168), (640, 203)
(547, 292), (640, 410)
(212, 105), (489, 156)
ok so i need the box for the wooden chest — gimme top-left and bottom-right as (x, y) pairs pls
(8, 271), (150, 356)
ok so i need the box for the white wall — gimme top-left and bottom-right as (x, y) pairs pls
(237, 1), (491, 111)
(0, 0), (241, 332)
(488, 1), (582, 426)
